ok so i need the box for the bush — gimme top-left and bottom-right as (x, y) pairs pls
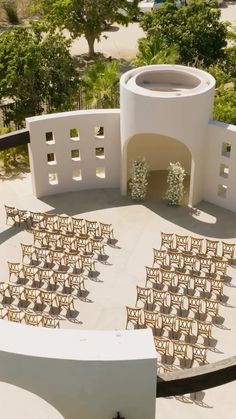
(130, 158), (148, 201)
(2, 1), (19, 24)
(165, 162), (186, 206)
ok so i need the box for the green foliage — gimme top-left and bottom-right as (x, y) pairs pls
(33, 0), (139, 57)
(2, 0), (19, 24)
(0, 127), (29, 171)
(0, 22), (80, 126)
(213, 88), (236, 125)
(165, 162), (186, 206)
(82, 60), (120, 108)
(130, 158), (148, 201)
(140, 0), (228, 67)
(135, 34), (179, 66)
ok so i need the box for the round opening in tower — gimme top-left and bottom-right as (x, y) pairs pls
(135, 69), (201, 92)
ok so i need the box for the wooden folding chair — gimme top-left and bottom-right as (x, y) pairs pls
(175, 234), (189, 252)
(192, 274), (208, 294)
(91, 236), (105, 255)
(8, 262), (22, 281)
(153, 249), (167, 267)
(169, 292), (185, 314)
(126, 306), (142, 329)
(17, 209), (29, 228)
(7, 283), (24, 300)
(61, 233), (76, 252)
(208, 276), (224, 297)
(135, 285), (151, 307)
(203, 298), (220, 319)
(81, 254), (96, 273)
(23, 287), (40, 305)
(160, 232), (174, 250)
(4, 205), (18, 225)
(40, 289), (57, 309)
(47, 232), (62, 249)
(38, 267), (54, 288)
(35, 247), (52, 265)
(51, 250), (66, 268)
(145, 266), (160, 287)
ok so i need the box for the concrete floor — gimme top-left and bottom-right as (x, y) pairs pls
(1, 173), (236, 418)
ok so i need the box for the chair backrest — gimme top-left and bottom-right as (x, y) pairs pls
(192, 274), (207, 292)
(143, 309), (159, 328)
(8, 261), (22, 275)
(190, 236), (203, 253)
(7, 306), (24, 323)
(175, 316), (193, 335)
(145, 266), (160, 285)
(196, 319), (212, 338)
(136, 285), (151, 305)
(159, 268), (174, 286)
(99, 222), (113, 238)
(191, 344), (208, 365)
(212, 258), (228, 276)
(151, 288), (167, 306)
(38, 267), (54, 281)
(23, 287), (40, 301)
(153, 336), (170, 355)
(182, 253), (196, 270)
(197, 255), (212, 272)
(41, 313), (60, 328)
(126, 306), (142, 327)
(23, 264), (38, 278)
(205, 239), (219, 256)
(204, 298), (219, 317)
(153, 249), (166, 266)
(8, 283), (24, 297)
(25, 310), (42, 326)
(167, 250), (181, 268)
(159, 313), (175, 330)
(222, 241), (235, 259)
(175, 271), (191, 288)
(172, 340), (189, 359)
(175, 234), (189, 251)
(161, 232), (174, 249)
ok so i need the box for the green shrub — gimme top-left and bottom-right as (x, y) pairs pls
(2, 1), (19, 24)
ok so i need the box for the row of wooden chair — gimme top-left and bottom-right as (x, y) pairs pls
(160, 232), (235, 260)
(5, 205), (114, 240)
(8, 262), (87, 292)
(0, 282), (76, 316)
(153, 249), (228, 276)
(154, 336), (208, 366)
(145, 267), (225, 295)
(0, 305), (60, 328)
(20, 244), (96, 273)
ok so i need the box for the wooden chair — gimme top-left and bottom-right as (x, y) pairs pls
(8, 262), (22, 281)
(99, 222), (114, 240)
(22, 264), (38, 284)
(7, 283), (24, 300)
(195, 319), (213, 343)
(151, 288), (168, 310)
(24, 310), (42, 326)
(5, 205), (18, 225)
(159, 268), (174, 287)
(44, 213), (59, 231)
(189, 236), (204, 254)
(192, 274), (208, 294)
(91, 236), (105, 255)
(47, 232), (62, 249)
(171, 340), (189, 363)
(208, 276), (224, 297)
(159, 313), (175, 334)
(153, 336), (170, 361)
(135, 285), (151, 307)
(85, 220), (99, 236)
(175, 271), (191, 289)
(68, 272), (87, 295)
(41, 313), (60, 328)
(211, 258), (228, 277)
(221, 242), (235, 261)
(40, 290), (57, 309)
(58, 214), (70, 232)
(153, 249), (167, 267)
(51, 250), (66, 268)
(196, 255), (212, 274)
(21, 243), (36, 264)
(23, 287), (40, 305)
(71, 216), (85, 234)
(175, 234), (189, 252)
(160, 233), (174, 250)
(29, 211), (45, 229)
(190, 343), (208, 366)
(61, 234), (76, 252)
(38, 267), (54, 288)
(143, 309), (159, 333)
(7, 306), (25, 323)
(35, 247), (52, 265)
(145, 266), (160, 287)
(56, 293), (75, 316)
(80, 254), (95, 273)
(32, 229), (48, 247)
(167, 250), (182, 269)
(182, 253), (196, 272)
(126, 306), (142, 329)
(174, 316), (194, 338)
(187, 295), (203, 315)
(17, 209), (29, 228)
(169, 292), (185, 314)
(53, 271), (68, 289)
(205, 239), (220, 257)
(65, 252), (81, 270)
(203, 298), (219, 319)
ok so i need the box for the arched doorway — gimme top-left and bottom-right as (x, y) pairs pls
(124, 133), (193, 205)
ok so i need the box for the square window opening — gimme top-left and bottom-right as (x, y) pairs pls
(95, 147), (105, 159)
(45, 131), (55, 144)
(72, 168), (82, 181)
(95, 126), (104, 139)
(219, 164), (229, 178)
(48, 172), (58, 185)
(222, 142), (231, 157)
(71, 149), (81, 161)
(70, 128), (80, 141)
(96, 167), (106, 179)
(47, 153), (56, 165)
(217, 184), (227, 197)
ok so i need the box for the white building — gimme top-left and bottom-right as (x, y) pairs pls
(27, 65), (236, 213)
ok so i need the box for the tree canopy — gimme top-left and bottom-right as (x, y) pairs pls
(140, 0), (228, 67)
(0, 22), (79, 126)
(33, 0), (139, 57)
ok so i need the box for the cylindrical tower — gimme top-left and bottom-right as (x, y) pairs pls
(120, 65), (215, 205)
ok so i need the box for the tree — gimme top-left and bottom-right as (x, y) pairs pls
(213, 88), (236, 125)
(82, 60), (120, 108)
(135, 34), (179, 66)
(32, 0), (139, 58)
(140, 0), (228, 67)
(0, 22), (79, 127)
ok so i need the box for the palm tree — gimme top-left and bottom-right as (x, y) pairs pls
(82, 60), (120, 109)
(135, 36), (179, 66)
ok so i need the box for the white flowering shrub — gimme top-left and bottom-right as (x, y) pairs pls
(165, 162), (186, 206)
(130, 158), (148, 201)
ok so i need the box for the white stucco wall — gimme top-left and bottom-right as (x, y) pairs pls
(127, 133), (191, 175)
(0, 322), (157, 419)
(203, 121), (236, 211)
(120, 65), (215, 206)
(27, 110), (121, 198)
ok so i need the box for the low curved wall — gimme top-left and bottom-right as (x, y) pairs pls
(0, 321), (156, 419)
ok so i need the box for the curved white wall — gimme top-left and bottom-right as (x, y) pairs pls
(0, 321), (156, 419)
(120, 65), (215, 205)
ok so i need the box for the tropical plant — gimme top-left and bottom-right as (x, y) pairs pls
(135, 34), (179, 66)
(165, 161), (186, 206)
(82, 60), (120, 108)
(32, 0), (139, 57)
(130, 158), (148, 201)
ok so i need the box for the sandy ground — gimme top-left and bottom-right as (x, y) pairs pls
(70, 2), (236, 59)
